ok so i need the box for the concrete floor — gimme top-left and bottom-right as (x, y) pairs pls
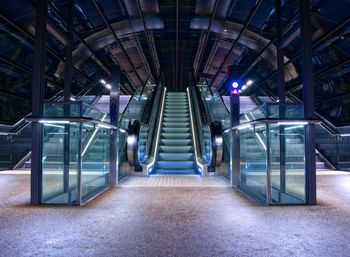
(0, 170), (350, 257)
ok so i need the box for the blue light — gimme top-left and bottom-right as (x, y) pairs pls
(232, 82), (239, 88)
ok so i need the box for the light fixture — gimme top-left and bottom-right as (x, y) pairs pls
(246, 80), (254, 86)
(100, 79), (107, 85)
(224, 29), (227, 32)
(97, 124), (112, 129)
(39, 120), (70, 124)
(43, 123), (65, 129)
(242, 85), (247, 91)
(232, 82), (239, 88)
(70, 97), (76, 101)
(277, 121), (308, 125)
(237, 124), (252, 130)
(105, 84), (112, 90)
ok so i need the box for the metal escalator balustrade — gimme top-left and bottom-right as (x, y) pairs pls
(121, 76), (162, 175)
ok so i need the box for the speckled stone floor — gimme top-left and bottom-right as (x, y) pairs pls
(0, 170), (350, 257)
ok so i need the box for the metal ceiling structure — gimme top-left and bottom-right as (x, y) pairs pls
(0, 0), (350, 125)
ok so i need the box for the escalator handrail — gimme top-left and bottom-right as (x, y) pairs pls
(187, 87), (208, 173)
(286, 92), (350, 135)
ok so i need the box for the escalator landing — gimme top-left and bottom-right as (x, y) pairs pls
(119, 175), (230, 187)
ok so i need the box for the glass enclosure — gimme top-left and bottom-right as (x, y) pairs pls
(239, 103), (307, 205)
(41, 102), (111, 205)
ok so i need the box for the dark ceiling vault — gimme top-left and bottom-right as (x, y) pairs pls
(0, 0), (349, 99)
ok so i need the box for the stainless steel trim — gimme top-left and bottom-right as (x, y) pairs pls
(77, 123), (83, 206)
(186, 87), (207, 175)
(214, 134), (223, 166)
(127, 134), (138, 166)
(141, 87), (167, 174)
(265, 124), (271, 206)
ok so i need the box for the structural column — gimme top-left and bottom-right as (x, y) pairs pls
(31, 0), (48, 204)
(299, 0), (317, 205)
(229, 67), (240, 186)
(109, 66), (120, 186)
(275, 0), (286, 194)
(63, 0), (74, 194)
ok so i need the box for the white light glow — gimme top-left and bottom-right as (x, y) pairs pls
(82, 113), (107, 156)
(100, 79), (107, 85)
(70, 97), (76, 101)
(39, 120), (70, 124)
(97, 124), (112, 129)
(256, 133), (267, 150)
(43, 123), (65, 129)
(238, 124), (252, 130)
(105, 84), (112, 90)
(242, 85), (247, 91)
(278, 121), (308, 125)
(246, 80), (254, 86)
(285, 125), (304, 130)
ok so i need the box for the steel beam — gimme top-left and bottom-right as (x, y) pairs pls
(136, 0), (160, 79)
(176, 0), (179, 90)
(211, 0), (263, 87)
(194, 0), (219, 78)
(31, 0), (48, 204)
(246, 16), (350, 93)
(275, 0), (286, 195)
(0, 13), (97, 88)
(109, 66), (120, 186)
(299, 0), (316, 205)
(91, 0), (143, 85)
(63, 0), (74, 195)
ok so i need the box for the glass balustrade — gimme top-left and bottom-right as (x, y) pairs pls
(239, 103), (307, 205)
(41, 102), (112, 205)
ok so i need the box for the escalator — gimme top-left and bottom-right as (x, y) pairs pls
(153, 92), (196, 175)
(124, 73), (224, 176)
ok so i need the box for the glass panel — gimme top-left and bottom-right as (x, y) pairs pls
(118, 130), (129, 178)
(42, 122), (79, 204)
(268, 124), (306, 204)
(81, 125), (110, 203)
(240, 125), (267, 203)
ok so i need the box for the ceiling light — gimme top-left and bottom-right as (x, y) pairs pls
(246, 80), (254, 86)
(105, 84), (112, 90)
(100, 79), (107, 85)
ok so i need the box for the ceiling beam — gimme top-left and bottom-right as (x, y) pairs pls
(245, 15), (350, 94)
(92, 0), (144, 85)
(239, 12), (299, 80)
(194, 0), (220, 79)
(136, 0), (160, 79)
(176, 0), (179, 90)
(211, 0), (263, 87)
